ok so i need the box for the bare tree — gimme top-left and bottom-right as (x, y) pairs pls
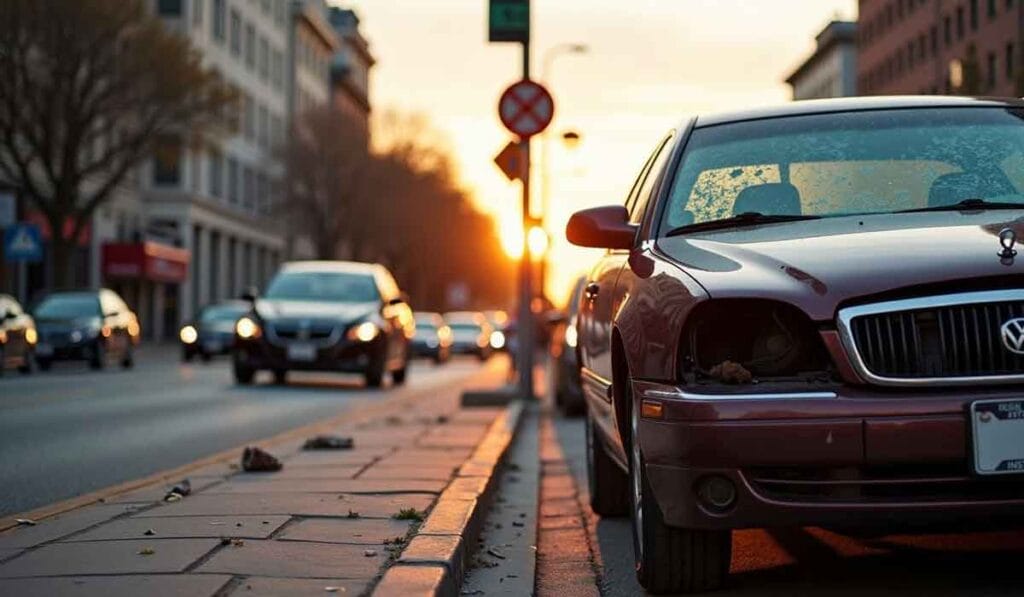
(281, 106), (373, 260)
(0, 0), (233, 286)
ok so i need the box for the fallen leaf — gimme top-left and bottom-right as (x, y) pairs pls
(15, 518), (37, 526)
(363, 549), (377, 557)
(138, 547), (155, 555)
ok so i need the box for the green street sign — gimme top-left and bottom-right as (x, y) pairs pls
(489, 0), (529, 43)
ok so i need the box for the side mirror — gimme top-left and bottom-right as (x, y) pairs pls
(387, 296), (405, 307)
(2, 310), (15, 320)
(240, 286), (259, 303)
(104, 310), (120, 318)
(566, 206), (636, 250)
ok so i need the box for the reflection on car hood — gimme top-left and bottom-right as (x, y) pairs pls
(254, 299), (377, 323)
(657, 211), (1024, 321)
(34, 317), (97, 331)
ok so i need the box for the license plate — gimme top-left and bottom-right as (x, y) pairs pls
(287, 343), (316, 362)
(971, 399), (1024, 475)
(36, 343), (53, 357)
(203, 340), (222, 353)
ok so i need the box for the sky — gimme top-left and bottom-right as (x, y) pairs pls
(337, 0), (858, 304)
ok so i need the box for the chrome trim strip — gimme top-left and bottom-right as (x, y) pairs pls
(642, 388), (837, 401)
(580, 367), (613, 401)
(836, 289), (1024, 387)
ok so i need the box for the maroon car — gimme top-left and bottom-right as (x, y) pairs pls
(567, 96), (1024, 593)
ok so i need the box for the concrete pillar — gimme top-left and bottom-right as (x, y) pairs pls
(196, 226), (210, 308)
(248, 242), (260, 291)
(180, 222), (195, 322)
(233, 239), (246, 296)
(218, 233), (231, 300)
(137, 280), (151, 339)
(152, 282), (166, 341)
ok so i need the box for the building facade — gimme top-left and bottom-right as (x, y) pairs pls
(786, 21), (859, 100)
(858, 0), (1024, 96)
(328, 8), (375, 131)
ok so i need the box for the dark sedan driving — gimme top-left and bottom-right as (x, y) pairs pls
(32, 289), (139, 371)
(179, 300), (249, 362)
(232, 261), (414, 387)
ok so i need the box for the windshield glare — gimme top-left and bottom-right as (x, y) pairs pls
(660, 108), (1024, 234)
(264, 272), (379, 303)
(35, 295), (100, 319)
(201, 305), (247, 322)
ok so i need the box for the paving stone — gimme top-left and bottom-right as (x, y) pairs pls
(179, 460), (241, 478)
(0, 575), (232, 597)
(0, 505), (132, 549)
(66, 515), (291, 542)
(239, 465), (362, 480)
(277, 518), (412, 545)
(357, 465), (457, 481)
(0, 549), (22, 561)
(0, 539), (219, 577)
(133, 493), (434, 519)
(198, 539), (386, 578)
(377, 450), (472, 468)
(229, 577), (369, 596)
(285, 451), (387, 468)
(448, 409), (502, 423)
(417, 431), (488, 449)
(206, 478), (445, 495)
(418, 497), (477, 537)
(373, 564), (454, 597)
(106, 477), (222, 504)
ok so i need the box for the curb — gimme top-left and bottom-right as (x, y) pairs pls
(373, 400), (526, 597)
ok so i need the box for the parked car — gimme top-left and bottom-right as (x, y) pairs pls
(443, 312), (493, 360)
(233, 261), (414, 387)
(32, 289), (138, 371)
(180, 300), (250, 362)
(0, 294), (37, 375)
(567, 96), (1024, 593)
(549, 276), (586, 416)
(411, 312), (452, 364)
(482, 309), (509, 351)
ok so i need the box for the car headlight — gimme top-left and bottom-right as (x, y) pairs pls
(235, 316), (261, 339)
(0, 330), (6, 344)
(348, 321), (379, 342)
(681, 299), (833, 384)
(70, 330), (83, 343)
(564, 324), (577, 348)
(490, 330), (506, 350)
(426, 337), (439, 348)
(25, 328), (37, 345)
(180, 325), (198, 344)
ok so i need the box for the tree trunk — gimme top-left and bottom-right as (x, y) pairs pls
(50, 236), (77, 290)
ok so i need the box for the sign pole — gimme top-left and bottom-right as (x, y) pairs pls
(517, 33), (534, 400)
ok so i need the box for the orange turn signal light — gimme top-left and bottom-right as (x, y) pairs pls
(640, 400), (664, 419)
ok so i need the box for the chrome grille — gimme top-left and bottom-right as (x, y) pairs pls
(265, 320), (338, 345)
(838, 290), (1024, 386)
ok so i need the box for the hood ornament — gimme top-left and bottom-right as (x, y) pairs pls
(998, 227), (1017, 261)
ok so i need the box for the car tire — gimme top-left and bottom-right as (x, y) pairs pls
(18, 352), (33, 375)
(89, 342), (105, 370)
(234, 359), (255, 385)
(585, 408), (629, 517)
(36, 358), (51, 371)
(629, 395), (731, 594)
(201, 351), (212, 363)
(182, 350), (194, 363)
(121, 346), (134, 369)
(365, 349), (386, 388)
(391, 365), (407, 385)
(272, 369), (287, 385)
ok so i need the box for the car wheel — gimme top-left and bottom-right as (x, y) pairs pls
(629, 393), (731, 594)
(18, 351), (33, 375)
(233, 359), (255, 385)
(36, 357), (51, 371)
(182, 349), (194, 363)
(365, 348), (386, 388)
(391, 365), (407, 385)
(201, 351), (212, 363)
(272, 369), (287, 385)
(585, 408), (629, 517)
(89, 341), (105, 370)
(121, 346), (134, 369)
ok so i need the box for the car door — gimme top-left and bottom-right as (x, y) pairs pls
(375, 269), (407, 366)
(99, 291), (127, 357)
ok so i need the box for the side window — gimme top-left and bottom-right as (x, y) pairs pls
(624, 151), (658, 215)
(630, 133), (674, 225)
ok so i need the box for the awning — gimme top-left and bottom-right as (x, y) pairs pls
(102, 241), (189, 284)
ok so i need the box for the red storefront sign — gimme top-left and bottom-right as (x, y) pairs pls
(102, 242), (189, 284)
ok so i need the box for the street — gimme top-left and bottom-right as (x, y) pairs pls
(536, 408), (1024, 596)
(0, 347), (485, 517)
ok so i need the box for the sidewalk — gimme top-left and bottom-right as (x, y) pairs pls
(0, 360), (518, 596)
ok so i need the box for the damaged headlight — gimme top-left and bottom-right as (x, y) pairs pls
(680, 299), (833, 384)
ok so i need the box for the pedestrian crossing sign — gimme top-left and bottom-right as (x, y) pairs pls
(3, 223), (43, 262)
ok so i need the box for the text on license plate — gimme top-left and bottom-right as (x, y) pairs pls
(287, 343), (316, 362)
(971, 399), (1024, 475)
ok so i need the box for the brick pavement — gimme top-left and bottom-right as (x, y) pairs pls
(0, 364), (509, 596)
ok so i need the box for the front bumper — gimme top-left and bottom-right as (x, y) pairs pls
(635, 380), (1024, 531)
(235, 335), (380, 372)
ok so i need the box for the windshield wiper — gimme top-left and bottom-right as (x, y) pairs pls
(896, 198), (1024, 214)
(664, 212), (822, 237)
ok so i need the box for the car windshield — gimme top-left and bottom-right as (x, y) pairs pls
(201, 305), (247, 322)
(449, 323), (481, 332)
(35, 294), (99, 319)
(659, 107), (1024, 235)
(264, 272), (379, 303)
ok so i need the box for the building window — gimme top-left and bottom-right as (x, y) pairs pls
(929, 25), (938, 56)
(956, 6), (965, 40)
(258, 37), (269, 80)
(227, 158), (239, 204)
(1008, 43), (1016, 80)
(209, 149), (223, 198)
(243, 167), (255, 210)
(970, 0), (980, 29)
(944, 15), (951, 45)
(987, 51), (997, 89)
(245, 23), (256, 69)
(211, 0), (225, 41)
(271, 49), (283, 89)
(153, 137), (181, 186)
(192, 0), (203, 27)
(260, 0), (271, 14)
(158, 0), (182, 16)
(229, 9), (241, 55)
(988, 0), (998, 18)
(244, 96), (255, 140)
(907, 41), (915, 69)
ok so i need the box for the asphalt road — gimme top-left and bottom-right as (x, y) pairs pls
(0, 346), (486, 517)
(550, 411), (1024, 596)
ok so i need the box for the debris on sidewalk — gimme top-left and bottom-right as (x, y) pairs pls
(138, 547), (155, 556)
(143, 529), (156, 536)
(346, 510), (360, 519)
(14, 518), (37, 526)
(163, 478), (192, 502)
(392, 507), (425, 521)
(363, 549), (378, 557)
(302, 435), (354, 450)
(487, 546), (507, 560)
(241, 446), (282, 472)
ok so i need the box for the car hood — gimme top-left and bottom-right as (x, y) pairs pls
(657, 211), (1024, 321)
(254, 299), (378, 323)
(34, 317), (96, 331)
